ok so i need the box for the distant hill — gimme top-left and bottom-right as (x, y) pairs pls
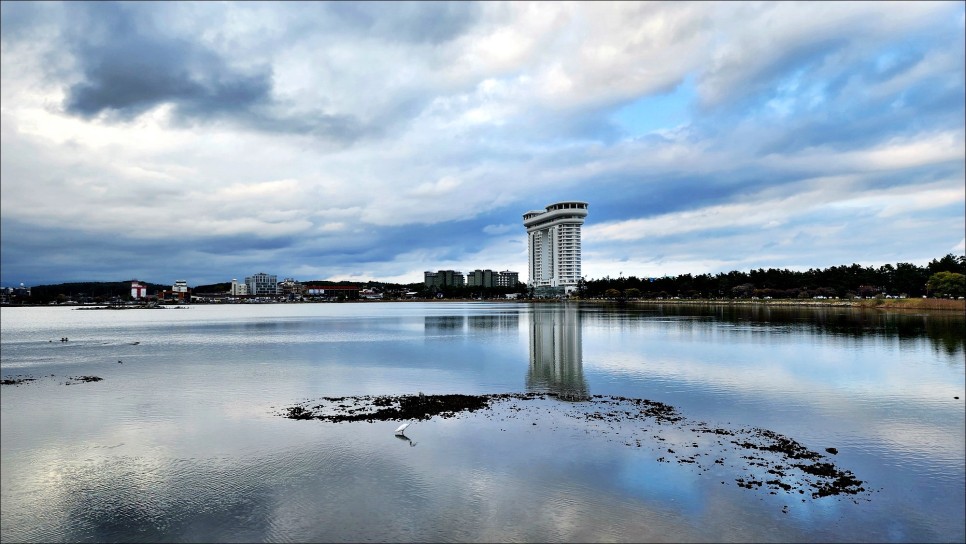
(193, 282), (231, 293)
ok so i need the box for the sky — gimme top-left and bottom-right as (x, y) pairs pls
(1, 1), (964, 287)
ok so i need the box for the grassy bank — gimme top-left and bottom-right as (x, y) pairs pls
(851, 297), (965, 312)
(611, 297), (965, 312)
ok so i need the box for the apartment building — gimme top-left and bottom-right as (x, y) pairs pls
(424, 270), (465, 288)
(466, 269), (521, 288)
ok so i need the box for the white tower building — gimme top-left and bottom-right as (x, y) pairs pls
(523, 201), (588, 295)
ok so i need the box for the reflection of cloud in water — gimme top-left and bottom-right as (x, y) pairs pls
(587, 336), (965, 462)
(527, 305), (588, 400)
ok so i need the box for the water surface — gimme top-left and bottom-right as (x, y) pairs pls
(1, 302), (963, 542)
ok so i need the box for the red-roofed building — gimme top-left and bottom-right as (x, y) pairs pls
(131, 281), (147, 300)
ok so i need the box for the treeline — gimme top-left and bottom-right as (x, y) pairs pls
(582, 254), (966, 300)
(22, 281), (169, 304)
(420, 283), (529, 299)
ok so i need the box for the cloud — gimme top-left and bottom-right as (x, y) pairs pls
(409, 176), (463, 197)
(1, 1), (963, 286)
(483, 224), (516, 235)
(696, 2), (952, 109)
(61, 3), (270, 118)
(326, 1), (481, 45)
(45, 2), (372, 143)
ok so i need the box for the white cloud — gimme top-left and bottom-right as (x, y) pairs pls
(760, 131), (965, 174)
(587, 176), (962, 244)
(483, 224), (515, 235)
(697, 1), (951, 108)
(409, 176), (463, 197)
(831, 184), (965, 218)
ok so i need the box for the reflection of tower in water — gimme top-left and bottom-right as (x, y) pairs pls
(527, 305), (589, 401)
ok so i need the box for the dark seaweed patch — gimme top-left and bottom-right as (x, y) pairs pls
(1, 377), (35, 386)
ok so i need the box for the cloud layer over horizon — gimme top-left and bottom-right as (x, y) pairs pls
(2, 1), (963, 286)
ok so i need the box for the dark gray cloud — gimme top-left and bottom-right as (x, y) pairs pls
(65, 53), (272, 121)
(61, 3), (269, 119)
(55, 2), (374, 143)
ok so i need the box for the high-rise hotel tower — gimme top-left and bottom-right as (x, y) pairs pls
(523, 201), (588, 295)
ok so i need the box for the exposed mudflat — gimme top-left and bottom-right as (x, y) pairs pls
(1, 376), (36, 386)
(282, 392), (871, 503)
(1, 374), (103, 385)
(67, 375), (103, 384)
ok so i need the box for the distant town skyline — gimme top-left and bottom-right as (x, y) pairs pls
(2, 2), (963, 287)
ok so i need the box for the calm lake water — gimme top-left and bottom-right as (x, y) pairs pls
(1, 302), (963, 543)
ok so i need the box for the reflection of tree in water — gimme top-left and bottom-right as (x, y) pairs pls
(590, 304), (965, 358)
(527, 305), (588, 401)
(924, 314), (966, 358)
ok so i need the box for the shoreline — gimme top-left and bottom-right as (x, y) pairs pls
(3, 297), (963, 313)
(392, 297), (966, 312)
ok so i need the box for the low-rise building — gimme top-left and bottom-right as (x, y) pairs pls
(360, 288), (383, 300)
(304, 285), (360, 300)
(245, 272), (278, 296)
(159, 280), (190, 302)
(230, 279), (248, 296)
(1, 284), (31, 304)
(131, 281), (147, 300)
(278, 278), (304, 299)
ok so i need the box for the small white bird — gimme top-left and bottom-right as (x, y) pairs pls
(394, 422), (411, 435)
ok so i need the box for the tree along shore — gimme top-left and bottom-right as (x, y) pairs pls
(595, 297), (965, 312)
(581, 254), (965, 301)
